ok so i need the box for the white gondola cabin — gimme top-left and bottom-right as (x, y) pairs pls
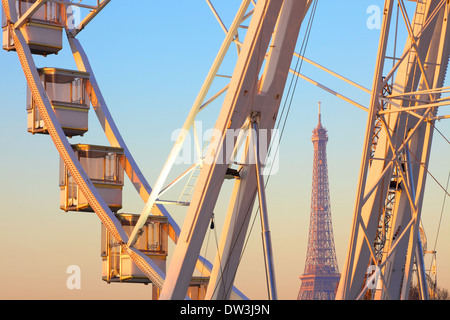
(27, 67), (91, 137)
(60, 144), (124, 212)
(101, 214), (169, 287)
(2, 0), (64, 55)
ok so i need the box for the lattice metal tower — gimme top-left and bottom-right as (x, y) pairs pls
(298, 103), (340, 300)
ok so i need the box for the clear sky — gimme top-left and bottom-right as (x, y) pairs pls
(0, 0), (449, 300)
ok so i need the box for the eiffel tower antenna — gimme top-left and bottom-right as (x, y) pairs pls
(318, 101), (321, 124)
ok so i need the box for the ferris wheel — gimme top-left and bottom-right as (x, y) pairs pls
(1, 0), (449, 301)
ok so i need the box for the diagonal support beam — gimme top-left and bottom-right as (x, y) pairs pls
(204, 0), (310, 300)
(128, 0), (252, 249)
(289, 69), (368, 112)
(159, 0), (286, 300)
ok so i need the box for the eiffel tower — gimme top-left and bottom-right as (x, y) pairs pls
(297, 103), (340, 300)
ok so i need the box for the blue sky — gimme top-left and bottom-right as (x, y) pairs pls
(0, 0), (449, 300)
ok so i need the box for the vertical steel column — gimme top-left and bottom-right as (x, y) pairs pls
(251, 118), (277, 300)
(406, 148), (429, 300)
(338, 0), (449, 300)
(159, 0), (284, 300)
(336, 0), (394, 300)
(205, 0), (310, 300)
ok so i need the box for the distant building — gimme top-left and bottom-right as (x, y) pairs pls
(297, 103), (340, 300)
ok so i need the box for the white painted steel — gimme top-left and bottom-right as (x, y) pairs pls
(2, 0), (252, 299)
(252, 120), (277, 300)
(205, 0), (310, 300)
(337, 0), (450, 300)
(127, 0), (253, 249)
(159, 0), (287, 300)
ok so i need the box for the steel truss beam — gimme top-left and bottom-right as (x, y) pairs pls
(205, 1), (310, 300)
(159, 0), (310, 300)
(127, 0), (253, 249)
(337, 0), (450, 300)
(66, 3), (244, 298)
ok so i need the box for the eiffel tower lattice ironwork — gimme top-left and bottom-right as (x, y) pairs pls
(297, 102), (340, 300)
